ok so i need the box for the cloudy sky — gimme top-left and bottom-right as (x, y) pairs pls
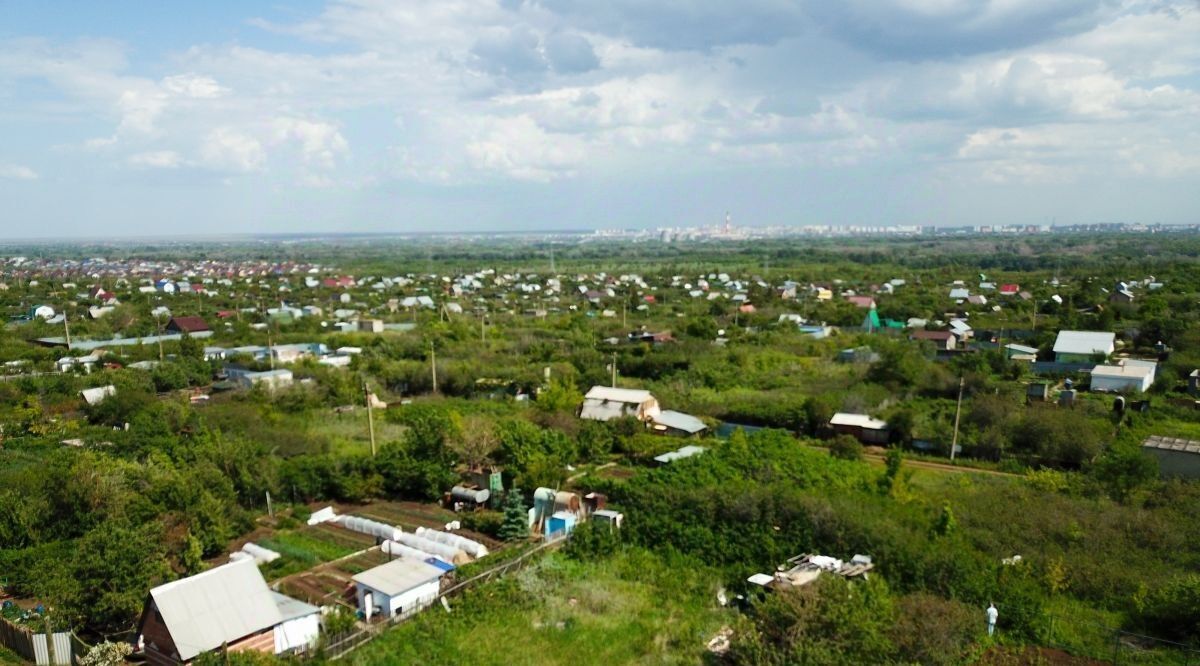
(1, 0), (1198, 237)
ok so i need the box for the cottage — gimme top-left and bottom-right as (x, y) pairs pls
(166, 316), (210, 334)
(829, 413), (889, 444)
(134, 559), (320, 665)
(1142, 436), (1200, 480)
(352, 558), (448, 621)
(1053, 331), (1116, 363)
(911, 330), (956, 350)
(844, 295), (876, 309)
(580, 386), (661, 422)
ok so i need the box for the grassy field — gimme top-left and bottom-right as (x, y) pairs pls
(347, 549), (736, 666)
(0, 645), (24, 666)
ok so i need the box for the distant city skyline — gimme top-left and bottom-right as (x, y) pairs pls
(1, 0), (1198, 237)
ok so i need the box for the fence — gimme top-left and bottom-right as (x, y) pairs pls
(0, 618), (73, 665)
(321, 537), (567, 660)
(1042, 612), (1200, 665)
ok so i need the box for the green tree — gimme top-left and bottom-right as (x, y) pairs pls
(498, 490), (529, 541)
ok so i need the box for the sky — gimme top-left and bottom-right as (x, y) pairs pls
(1, 0), (1198, 237)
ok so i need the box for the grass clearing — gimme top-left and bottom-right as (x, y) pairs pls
(348, 549), (735, 666)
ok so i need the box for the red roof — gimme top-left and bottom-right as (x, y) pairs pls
(166, 316), (211, 333)
(845, 295), (876, 308)
(999, 284), (1020, 294)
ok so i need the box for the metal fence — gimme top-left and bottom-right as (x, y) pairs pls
(1043, 612), (1200, 665)
(0, 618), (73, 666)
(320, 537), (567, 661)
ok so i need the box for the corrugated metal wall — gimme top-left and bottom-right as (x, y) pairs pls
(0, 619), (73, 666)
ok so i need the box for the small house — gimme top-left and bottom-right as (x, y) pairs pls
(352, 558), (448, 621)
(580, 386), (661, 422)
(829, 413), (889, 445)
(1189, 369), (1199, 397)
(911, 330), (956, 350)
(1053, 331), (1116, 363)
(134, 559), (320, 665)
(166, 316), (210, 334)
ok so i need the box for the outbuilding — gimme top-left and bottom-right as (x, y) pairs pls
(1091, 359), (1156, 393)
(352, 558), (448, 621)
(830, 413), (889, 445)
(1142, 436), (1200, 480)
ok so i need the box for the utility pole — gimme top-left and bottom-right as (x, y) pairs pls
(364, 381), (377, 457)
(950, 375), (965, 462)
(610, 352), (617, 388)
(430, 341), (438, 393)
(622, 301), (627, 328)
(62, 311), (72, 350)
(155, 315), (165, 362)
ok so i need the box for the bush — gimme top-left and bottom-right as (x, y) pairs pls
(1137, 575), (1200, 643)
(828, 435), (863, 461)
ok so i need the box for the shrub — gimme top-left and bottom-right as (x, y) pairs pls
(828, 435), (864, 461)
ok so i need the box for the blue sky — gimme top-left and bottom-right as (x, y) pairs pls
(1, 0), (1198, 237)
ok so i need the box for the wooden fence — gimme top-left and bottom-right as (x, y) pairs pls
(0, 618), (73, 665)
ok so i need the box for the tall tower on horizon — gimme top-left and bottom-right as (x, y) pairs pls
(724, 211), (731, 233)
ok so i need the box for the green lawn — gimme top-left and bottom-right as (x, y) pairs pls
(348, 549), (736, 666)
(0, 645), (24, 665)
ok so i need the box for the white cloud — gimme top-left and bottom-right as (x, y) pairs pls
(128, 150), (183, 168)
(271, 117), (349, 168)
(160, 73), (229, 98)
(200, 128), (265, 172)
(466, 115), (589, 181)
(0, 164), (38, 180)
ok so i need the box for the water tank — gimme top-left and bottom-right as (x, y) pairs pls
(450, 485), (490, 505)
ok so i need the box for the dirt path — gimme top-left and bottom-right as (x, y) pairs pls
(860, 452), (1021, 478)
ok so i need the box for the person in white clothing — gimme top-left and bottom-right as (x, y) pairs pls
(986, 603), (998, 636)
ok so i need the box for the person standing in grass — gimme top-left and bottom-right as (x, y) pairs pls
(987, 603), (998, 636)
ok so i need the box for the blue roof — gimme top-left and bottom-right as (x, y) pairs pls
(425, 557), (455, 572)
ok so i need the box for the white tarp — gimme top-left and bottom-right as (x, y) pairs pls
(306, 506), (336, 526)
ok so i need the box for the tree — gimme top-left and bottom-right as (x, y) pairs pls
(932, 502), (957, 537)
(879, 448), (904, 495)
(452, 415), (499, 472)
(498, 490), (529, 541)
(887, 409), (915, 447)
